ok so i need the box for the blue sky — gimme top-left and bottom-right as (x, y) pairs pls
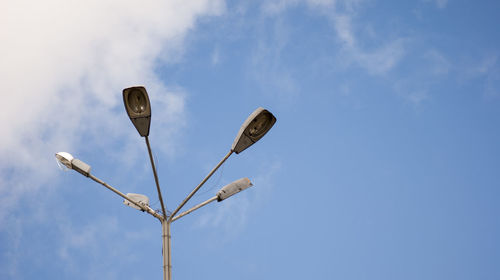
(1, 0), (500, 279)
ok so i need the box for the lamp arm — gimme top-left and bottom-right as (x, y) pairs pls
(171, 196), (218, 222)
(88, 174), (163, 220)
(145, 136), (168, 219)
(168, 150), (233, 222)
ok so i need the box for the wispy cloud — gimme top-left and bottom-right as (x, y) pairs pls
(348, 38), (408, 75)
(195, 193), (251, 234)
(259, 0), (463, 108)
(470, 54), (499, 76)
(248, 16), (299, 101)
(464, 54), (500, 98)
(262, 0), (407, 76)
(389, 49), (454, 106)
(424, 49), (451, 76)
(58, 216), (120, 261)
(327, 7), (408, 75)
(211, 47), (221, 65)
(333, 14), (356, 47)
(56, 215), (156, 280)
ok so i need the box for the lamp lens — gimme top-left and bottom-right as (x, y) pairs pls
(249, 112), (272, 138)
(55, 153), (72, 169)
(128, 89), (147, 114)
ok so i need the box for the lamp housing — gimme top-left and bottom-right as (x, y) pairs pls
(217, 178), (253, 202)
(123, 193), (150, 211)
(54, 152), (91, 177)
(72, 159), (91, 177)
(231, 107), (276, 154)
(123, 86), (151, 137)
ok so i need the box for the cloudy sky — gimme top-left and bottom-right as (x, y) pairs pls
(1, 0), (499, 279)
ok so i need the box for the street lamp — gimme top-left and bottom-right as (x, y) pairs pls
(123, 86), (151, 137)
(55, 86), (276, 280)
(232, 107), (276, 154)
(55, 152), (91, 177)
(123, 85), (167, 220)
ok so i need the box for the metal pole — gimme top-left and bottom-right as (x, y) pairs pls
(169, 150), (233, 222)
(162, 219), (172, 280)
(145, 136), (168, 219)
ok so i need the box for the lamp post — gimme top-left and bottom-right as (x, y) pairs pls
(55, 86), (276, 280)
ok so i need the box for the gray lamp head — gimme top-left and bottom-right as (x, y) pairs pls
(231, 107), (276, 154)
(216, 178), (253, 202)
(123, 193), (150, 210)
(55, 152), (91, 177)
(123, 86), (151, 137)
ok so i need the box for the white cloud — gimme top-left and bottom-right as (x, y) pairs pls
(466, 54), (500, 98)
(211, 47), (221, 65)
(259, 0), (405, 99)
(350, 39), (407, 75)
(424, 49), (451, 75)
(334, 14), (356, 47)
(58, 216), (120, 261)
(331, 12), (407, 75)
(473, 54), (498, 75)
(195, 193), (251, 234)
(0, 0), (224, 220)
(393, 75), (432, 106)
(407, 90), (429, 105)
(56, 215), (156, 280)
(268, 0), (407, 75)
(249, 17), (299, 101)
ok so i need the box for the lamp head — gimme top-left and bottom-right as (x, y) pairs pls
(54, 152), (91, 177)
(55, 152), (74, 169)
(216, 177), (253, 202)
(123, 193), (150, 211)
(123, 86), (152, 137)
(231, 107), (276, 154)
